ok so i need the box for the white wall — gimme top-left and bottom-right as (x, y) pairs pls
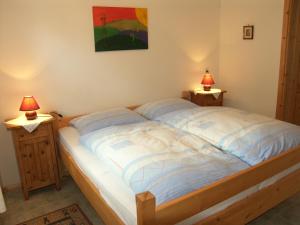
(0, 0), (285, 188)
(0, 0), (221, 187)
(219, 0), (284, 117)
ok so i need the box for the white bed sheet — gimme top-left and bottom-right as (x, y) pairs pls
(59, 126), (300, 225)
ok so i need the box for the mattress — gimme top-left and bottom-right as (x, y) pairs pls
(59, 126), (300, 225)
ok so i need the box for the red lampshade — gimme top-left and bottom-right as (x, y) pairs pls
(20, 96), (40, 111)
(201, 71), (215, 86)
(201, 70), (215, 91)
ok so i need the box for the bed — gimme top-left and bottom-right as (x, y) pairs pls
(51, 106), (300, 225)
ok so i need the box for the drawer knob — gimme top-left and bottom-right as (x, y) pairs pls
(22, 154), (27, 158)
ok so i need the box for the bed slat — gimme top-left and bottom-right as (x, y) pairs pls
(197, 168), (300, 225)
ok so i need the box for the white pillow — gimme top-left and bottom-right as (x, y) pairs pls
(70, 107), (147, 135)
(135, 98), (197, 120)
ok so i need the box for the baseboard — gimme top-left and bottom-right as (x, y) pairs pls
(2, 175), (71, 193)
(3, 183), (21, 192)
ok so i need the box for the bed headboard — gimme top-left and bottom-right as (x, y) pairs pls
(51, 92), (190, 130)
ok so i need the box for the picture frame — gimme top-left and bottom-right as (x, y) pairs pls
(92, 6), (148, 52)
(243, 25), (254, 40)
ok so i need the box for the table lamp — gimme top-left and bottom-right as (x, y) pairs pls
(201, 70), (215, 91)
(19, 96), (40, 120)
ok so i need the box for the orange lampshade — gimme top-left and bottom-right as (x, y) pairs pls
(201, 70), (215, 86)
(19, 96), (40, 111)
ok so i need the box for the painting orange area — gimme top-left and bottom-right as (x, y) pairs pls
(93, 7), (137, 27)
(135, 8), (148, 27)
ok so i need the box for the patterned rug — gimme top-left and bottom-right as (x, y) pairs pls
(17, 204), (93, 225)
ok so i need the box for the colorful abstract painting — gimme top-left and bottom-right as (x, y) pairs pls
(92, 6), (148, 52)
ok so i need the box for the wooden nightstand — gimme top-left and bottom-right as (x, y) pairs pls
(4, 115), (60, 200)
(185, 89), (227, 106)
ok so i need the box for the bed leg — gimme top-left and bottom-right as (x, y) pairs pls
(136, 191), (156, 225)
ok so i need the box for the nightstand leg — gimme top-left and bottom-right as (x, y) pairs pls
(23, 189), (29, 200)
(54, 165), (61, 191)
(55, 181), (61, 191)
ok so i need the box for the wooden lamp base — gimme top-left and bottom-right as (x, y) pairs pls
(203, 86), (212, 91)
(25, 111), (37, 120)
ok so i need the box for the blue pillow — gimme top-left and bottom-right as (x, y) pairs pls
(135, 98), (198, 120)
(70, 108), (147, 135)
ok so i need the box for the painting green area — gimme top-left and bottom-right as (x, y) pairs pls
(94, 20), (148, 52)
(95, 35), (147, 51)
(94, 27), (120, 43)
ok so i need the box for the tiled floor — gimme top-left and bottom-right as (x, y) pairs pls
(0, 177), (299, 225)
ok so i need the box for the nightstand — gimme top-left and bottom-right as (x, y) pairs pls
(4, 115), (60, 200)
(186, 89), (227, 106)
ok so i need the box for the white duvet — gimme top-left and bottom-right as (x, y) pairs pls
(80, 121), (248, 205)
(155, 107), (300, 165)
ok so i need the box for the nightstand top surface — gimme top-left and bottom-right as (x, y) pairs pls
(193, 88), (224, 95)
(4, 114), (54, 130)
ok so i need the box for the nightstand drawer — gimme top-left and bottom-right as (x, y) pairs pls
(16, 124), (49, 141)
(19, 136), (56, 190)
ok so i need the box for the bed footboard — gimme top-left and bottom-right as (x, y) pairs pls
(136, 146), (300, 225)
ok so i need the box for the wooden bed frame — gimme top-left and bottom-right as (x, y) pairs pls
(51, 109), (300, 225)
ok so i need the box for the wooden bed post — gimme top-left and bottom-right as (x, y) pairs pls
(136, 192), (156, 225)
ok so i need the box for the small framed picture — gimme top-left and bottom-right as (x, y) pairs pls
(243, 25), (254, 40)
